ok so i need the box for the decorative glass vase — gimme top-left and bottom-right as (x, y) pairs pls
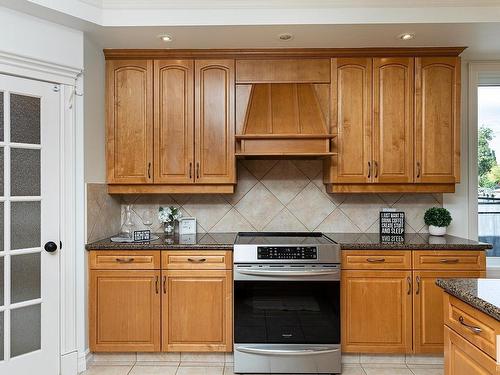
(164, 221), (175, 235)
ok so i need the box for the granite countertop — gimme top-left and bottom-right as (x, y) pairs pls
(436, 278), (500, 321)
(86, 232), (492, 251)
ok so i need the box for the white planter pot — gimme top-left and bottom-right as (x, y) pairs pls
(428, 225), (447, 236)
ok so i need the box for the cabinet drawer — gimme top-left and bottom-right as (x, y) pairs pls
(89, 251), (161, 270)
(342, 250), (411, 270)
(413, 251), (485, 270)
(444, 294), (499, 360)
(162, 250), (232, 270)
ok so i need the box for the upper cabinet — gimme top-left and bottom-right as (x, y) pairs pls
(325, 55), (461, 193)
(106, 60), (153, 184)
(195, 60), (235, 184)
(415, 57), (461, 184)
(106, 58), (236, 194)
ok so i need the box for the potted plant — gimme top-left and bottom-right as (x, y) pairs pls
(424, 207), (452, 236)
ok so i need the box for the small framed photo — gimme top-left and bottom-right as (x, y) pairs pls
(179, 217), (197, 235)
(134, 230), (151, 242)
(380, 210), (405, 243)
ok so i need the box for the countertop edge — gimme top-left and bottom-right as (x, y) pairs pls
(436, 279), (500, 322)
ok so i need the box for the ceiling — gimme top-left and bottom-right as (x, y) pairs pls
(2, 0), (500, 59)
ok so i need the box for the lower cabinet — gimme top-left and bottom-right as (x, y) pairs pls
(89, 250), (232, 353)
(341, 249), (486, 354)
(341, 270), (412, 353)
(162, 269), (232, 352)
(89, 269), (161, 352)
(444, 327), (497, 375)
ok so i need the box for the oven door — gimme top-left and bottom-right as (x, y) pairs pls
(233, 264), (341, 373)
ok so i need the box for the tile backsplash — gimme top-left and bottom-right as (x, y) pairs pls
(86, 160), (442, 242)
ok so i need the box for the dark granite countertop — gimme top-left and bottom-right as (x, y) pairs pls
(436, 278), (500, 321)
(86, 232), (492, 251)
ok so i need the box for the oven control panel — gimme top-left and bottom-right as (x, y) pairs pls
(257, 246), (318, 260)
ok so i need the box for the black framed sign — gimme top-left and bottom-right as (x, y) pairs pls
(380, 211), (405, 243)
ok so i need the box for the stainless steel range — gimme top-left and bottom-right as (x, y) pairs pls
(233, 232), (341, 374)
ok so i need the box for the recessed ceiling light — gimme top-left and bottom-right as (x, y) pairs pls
(399, 33), (415, 41)
(159, 34), (173, 42)
(278, 33), (293, 41)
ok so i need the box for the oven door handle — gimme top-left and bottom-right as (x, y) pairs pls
(235, 269), (339, 277)
(236, 346), (340, 356)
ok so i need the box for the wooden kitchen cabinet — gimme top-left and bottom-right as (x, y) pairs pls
(195, 60), (236, 184)
(372, 57), (414, 183)
(327, 58), (372, 184)
(154, 60), (194, 184)
(162, 269), (233, 352)
(341, 270), (413, 353)
(413, 270), (484, 353)
(89, 269), (161, 352)
(106, 59), (153, 184)
(415, 57), (461, 184)
(162, 250), (233, 352)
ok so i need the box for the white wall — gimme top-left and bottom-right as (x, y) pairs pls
(84, 36), (106, 183)
(0, 6), (83, 69)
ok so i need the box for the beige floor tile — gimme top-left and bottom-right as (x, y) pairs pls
(223, 366), (234, 375)
(405, 355), (443, 366)
(363, 367), (413, 375)
(180, 362), (225, 368)
(176, 366), (224, 375)
(342, 354), (361, 364)
(81, 365), (133, 375)
(92, 353), (137, 364)
(137, 353), (180, 363)
(135, 361), (179, 367)
(408, 365), (444, 375)
(341, 364), (367, 375)
(180, 353), (225, 363)
(360, 354), (406, 365)
(129, 365), (177, 375)
(224, 353), (234, 363)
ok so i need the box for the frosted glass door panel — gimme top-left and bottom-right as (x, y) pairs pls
(0, 74), (60, 375)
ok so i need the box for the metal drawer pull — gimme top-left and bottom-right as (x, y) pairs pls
(366, 258), (386, 263)
(163, 276), (167, 294)
(237, 269), (339, 277)
(236, 346), (340, 356)
(407, 276), (412, 295)
(155, 276), (159, 294)
(459, 316), (482, 334)
(416, 275), (421, 295)
(188, 258), (207, 263)
(440, 258), (459, 264)
(115, 258), (135, 263)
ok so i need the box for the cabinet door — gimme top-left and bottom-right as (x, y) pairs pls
(413, 270), (483, 354)
(89, 270), (161, 352)
(194, 60), (235, 184)
(444, 327), (497, 375)
(329, 58), (372, 183)
(341, 270), (412, 353)
(415, 57), (461, 183)
(162, 270), (232, 352)
(373, 58), (414, 183)
(154, 60), (194, 183)
(106, 60), (153, 183)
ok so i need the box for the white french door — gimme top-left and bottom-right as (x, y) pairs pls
(0, 74), (60, 375)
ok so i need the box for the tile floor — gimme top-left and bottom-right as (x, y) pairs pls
(81, 353), (444, 375)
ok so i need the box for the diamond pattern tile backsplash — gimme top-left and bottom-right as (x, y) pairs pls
(86, 160), (443, 241)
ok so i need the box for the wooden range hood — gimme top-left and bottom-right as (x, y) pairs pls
(235, 59), (335, 158)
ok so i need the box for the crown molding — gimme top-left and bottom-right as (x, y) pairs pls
(103, 47), (467, 60)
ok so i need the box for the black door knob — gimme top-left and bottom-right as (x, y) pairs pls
(44, 241), (58, 253)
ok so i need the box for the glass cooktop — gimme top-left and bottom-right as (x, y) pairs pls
(235, 232), (336, 245)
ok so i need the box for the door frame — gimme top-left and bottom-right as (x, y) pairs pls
(0, 52), (83, 373)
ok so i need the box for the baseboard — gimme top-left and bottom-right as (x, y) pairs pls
(77, 349), (92, 374)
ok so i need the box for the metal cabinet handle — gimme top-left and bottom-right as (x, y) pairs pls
(459, 316), (482, 334)
(188, 258), (207, 263)
(374, 160), (378, 178)
(368, 161), (371, 178)
(148, 162), (152, 179)
(366, 258), (385, 263)
(196, 162), (200, 179)
(440, 258), (459, 264)
(407, 276), (412, 295)
(163, 275), (167, 294)
(116, 258), (135, 263)
(189, 162), (192, 179)
(416, 162), (421, 178)
(416, 275), (421, 295)
(236, 346), (340, 356)
(155, 276), (159, 294)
